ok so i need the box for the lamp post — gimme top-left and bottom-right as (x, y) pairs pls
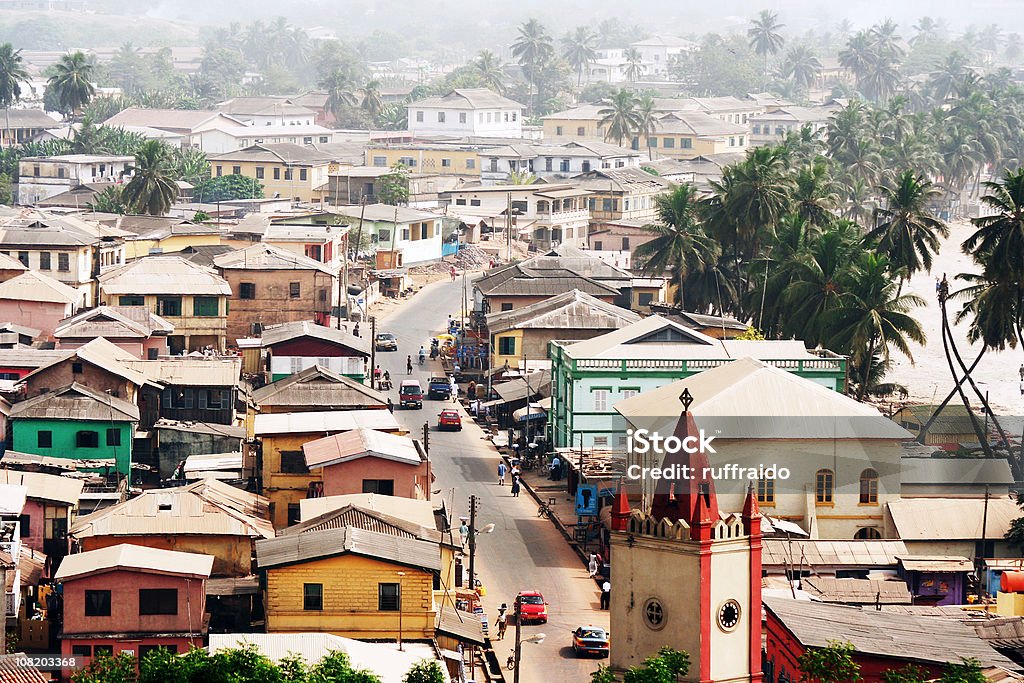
(513, 596), (546, 683)
(397, 571), (406, 651)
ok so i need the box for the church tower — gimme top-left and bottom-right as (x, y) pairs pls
(609, 391), (763, 683)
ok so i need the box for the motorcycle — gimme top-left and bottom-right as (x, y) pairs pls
(506, 650), (516, 670)
(418, 353), (426, 366)
(379, 378), (393, 391)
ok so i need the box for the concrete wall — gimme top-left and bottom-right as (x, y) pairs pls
(23, 358), (138, 401)
(319, 455), (430, 500)
(12, 418), (133, 474)
(220, 269), (334, 344)
(0, 299), (73, 341)
(80, 534), (252, 577)
(61, 567), (207, 636)
(265, 553), (435, 639)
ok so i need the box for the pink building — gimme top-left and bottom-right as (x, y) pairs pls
(54, 306), (173, 359)
(303, 428), (431, 500)
(0, 270), (79, 341)
(55, 544), (213, 667)
(0, 470), (82, 568)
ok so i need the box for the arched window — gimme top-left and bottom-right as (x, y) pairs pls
(815, 469), (834, 504)
(859, 468), (879, 505)
(855, 527), (882, 540)
(757, 478), (775, 506)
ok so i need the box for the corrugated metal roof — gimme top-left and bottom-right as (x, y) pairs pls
(411, 88), (523, 111)
(260, 320), (370, 356)
(98, 256), (231, 295)
(0, 270), (80, 304)
(615, 357), (906, 439)
(256, 525), (440, 571)
(0, 251), (27, 272)
(800, 577), (912, 604)
(904, 404), (979, 436)
(299, 493), (439, 530)
(10, 382), (140, 421)
(762, 540), (908, 568)
(0, 347), (72, 368)
(123, 357), (241, 387)
(253, 409), (399, 436)
(104, 107), (243, 131)
(486, 289), (639, 334)
(764, 597), (1018, 669)
(251, 364), (387, 408)
(205, 575), (259, 596)
(493, 371), (551, 403)
(282, 503), (441, 544)
(888, 497), (1021, 541)
(70, 479), (273, 540)
(331, 203), (439, 224)
(54, 543), (214, 581)
(0, 469), (83, 505)
(485, 274), (619, 297)
(184, 452), (242, 473)
(207, 143), (336, 165)
(436, 606), (486, 645)
(213, 243), (332, 273)
(54, 306), (174, 339)
(303, 428), (423, 469)
(897, 555), (973, 572)
(153, 419), (246, 438)
(0, 484), (26, 515)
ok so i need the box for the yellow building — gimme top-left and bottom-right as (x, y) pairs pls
(541, 104), (607, 140)
(645, 111), (749, 160)
(114, 216), (225, 261)
(573, 167), (674, 226)
(206, 143), (335, 203)
(256, 526), (439, 640)
(97, 255), (232, 354)
(364, 141), (501, 177)
(252, 410), (404, 528)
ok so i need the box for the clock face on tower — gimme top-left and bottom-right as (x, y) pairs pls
(717, 599), (741, 631)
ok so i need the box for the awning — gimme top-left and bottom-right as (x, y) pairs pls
(436, 605), (486, 646)
(513, 403), (547, 422)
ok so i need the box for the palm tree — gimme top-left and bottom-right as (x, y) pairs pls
(320, 69), (358, 122)
(962, 168), (1024, 290)
(562, 26), (597, 87)
(871, 19), (905, 59)
(748, 9), (786, 88)
(633, 184), (720, 310)
(47, 51), (96, 120)
(473, 50), (506, 94)
(781, 222), (859, 344)
(122, 140), (179, 216)
(359, 80), (384, 119)
(792, 161), (840, 227)
(623, 48), (645, 83)
(838, 31), (875, 82)
(0, 43), (29, 148)
(511, 18), (554, 116)
(825, 252), (926, 400)
(636, 94), (658, 159)
(780, 45), (822, 95)
(866, 171), (948, 289)
(1005, 33), (1023, 64)
(597, 89), (641, 147)
(376, 104), (407, 131)
(928, 52), (968, 103)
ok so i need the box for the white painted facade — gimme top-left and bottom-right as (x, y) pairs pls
(17, 155), (133, 205)
(407, 89), (525, 138)
(194, 125), (335, 154)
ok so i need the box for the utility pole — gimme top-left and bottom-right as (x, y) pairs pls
(369, 316), (377, 387)
(513, 595), (522, 683)
(506, 191), (512, 263)
(979, 484), (990, 601)
(422, 421), (429, 455)
(338, 229), (350, 329)
(468, 494), (478, 593)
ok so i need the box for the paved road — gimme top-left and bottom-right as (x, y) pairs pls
(372, 277), (610, 682)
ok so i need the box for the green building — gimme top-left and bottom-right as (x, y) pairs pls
(548, 316), (848, 449)
(11, 383), (139, 477)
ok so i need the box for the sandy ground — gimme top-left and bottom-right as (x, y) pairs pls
(886, 218), (1024, 416)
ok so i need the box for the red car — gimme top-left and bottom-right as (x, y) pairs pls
(516, 591), (548, 623)
(438, 409), (462, 431)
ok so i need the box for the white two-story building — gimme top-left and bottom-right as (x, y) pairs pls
(17, 154), (134, 205)
(407, 88), (525, 138)
(479, 140), (642, 185)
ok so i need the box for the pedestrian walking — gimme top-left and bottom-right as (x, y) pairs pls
(387, 398), (394, 413)
(511, 477), (521, 497)
(1020, 380), (1023, 397)
(406, 356), (413, 375)
(600, 580), (610, 610)
(588, 554), (598, 578)
(498, 461), (507, 486)
(496, 606), (508, 639)
(1019, 363), (1024, 382)
(450, 375), (458, 401)
(450, 266), (457, 282)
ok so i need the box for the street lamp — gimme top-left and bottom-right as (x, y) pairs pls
(513, 595), (546, 683)
(396, 571), (406, 651)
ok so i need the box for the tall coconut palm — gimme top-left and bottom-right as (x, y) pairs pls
(780, 45), (822, 95)
(623, 48), (645, 83)
(838, 31), (876, 82)
(511, 18), (554, 116)
(122, 140), (179, 216)
(319, 69), (358, 122)
(866, 171), (948, 288)
(562, 26), (597, 87)
(0, 43), (29, 148)
(748, 9), (786, 88)
(633, 184), (720, 310)
(928, 52), (968, 103)
(359, 80), (384, 119)
(47, 51), (96, 120)
(963, 168), (1024, 288)
(473, 50), (506, 94)
(782, 222), (859, 344)
(597, 88), (641, 147)
(825, 252), (926, 400)
(636, 94), (658, 158)
(792, 161), (840, 227)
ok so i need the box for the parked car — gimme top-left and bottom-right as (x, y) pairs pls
(428, 376), (452, 400)
(515, 590), (548, 624)
(399, 380), (423, 409)
(375, 332), (398, 351)
(438, 409), (462, 431)
(571, 626), (609, 657)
